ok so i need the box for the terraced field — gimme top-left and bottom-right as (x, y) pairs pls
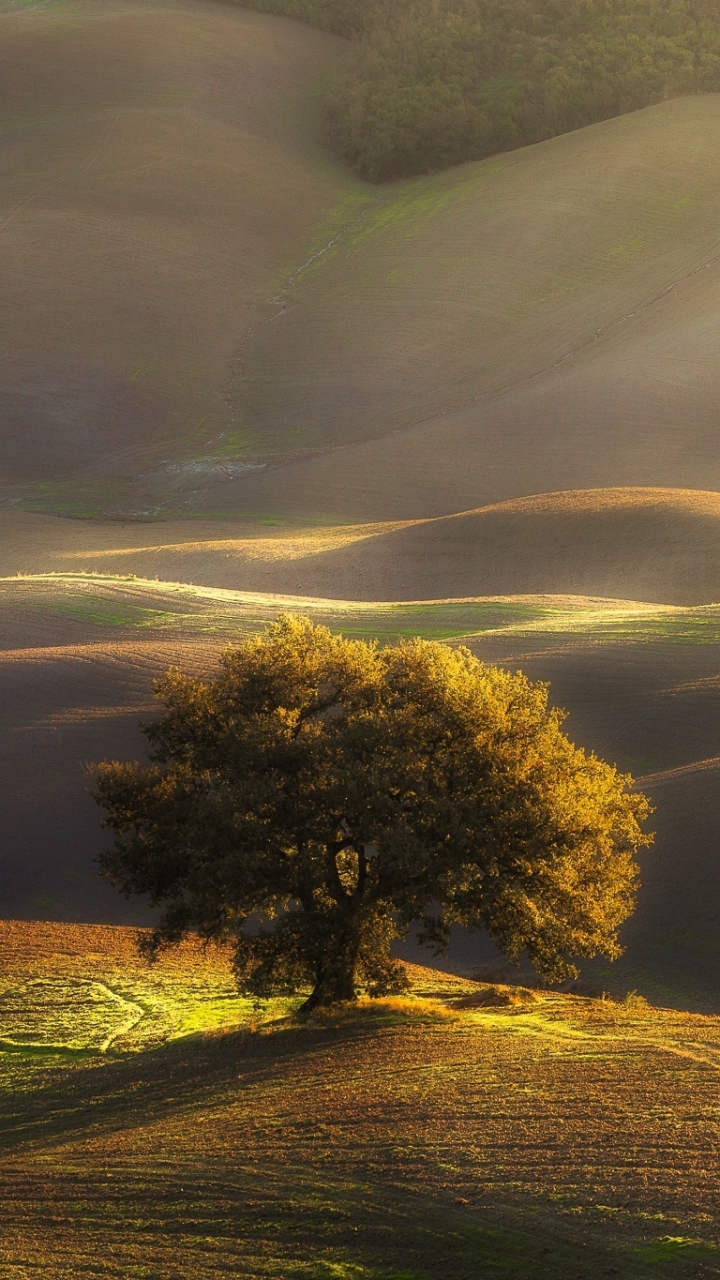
(1, 921), (719, 1279)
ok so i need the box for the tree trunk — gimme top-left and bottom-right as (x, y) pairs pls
(300, 928), (361, 1012)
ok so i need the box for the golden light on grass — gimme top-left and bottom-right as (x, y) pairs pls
(1, 922), (720, 1277)
(57, 521), (418, 564)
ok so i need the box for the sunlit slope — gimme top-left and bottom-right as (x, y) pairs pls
(292, 488), (720, 606)
(3, 572), (720, 1010)
(0, 0), (364, 510)
(1, 930), (720, 1279)
(221, 95), (720, 521)
(479, 632), (720, 1013)
(7, 488), (720, 606)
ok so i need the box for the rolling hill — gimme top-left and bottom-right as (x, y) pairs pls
(4, 487), (720, 605)
(205, 94), (720, 524)
(3, 0), (720, 1014)
(5, 4), (720, 1274)
(3, 33), (720, 521)
(1, 570), (719, 1011)
(1, 922), (720, 1279)
(0, 0), (365, 515)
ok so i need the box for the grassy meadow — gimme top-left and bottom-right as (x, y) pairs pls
(2, 922), (720, 1278)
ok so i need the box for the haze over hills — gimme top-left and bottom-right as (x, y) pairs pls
(222, 95), (720, 524)
(6, 488), (720, 605)
(0, 0), (362, 512)
(6, 6), (720, 1275)
(3, 0), (720, 1015)
(5, 16), (720, 521)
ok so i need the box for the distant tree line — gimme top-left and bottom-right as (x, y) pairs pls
(240, 0), (720, 179)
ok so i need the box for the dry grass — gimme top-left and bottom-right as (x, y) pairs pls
(1, 922), (719, 1277)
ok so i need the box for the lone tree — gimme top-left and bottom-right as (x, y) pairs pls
(94, 615), (652, 1009)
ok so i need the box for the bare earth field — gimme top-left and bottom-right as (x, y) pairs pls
(6, 487), (720, 604)
(0, 0), (364, 515)
(5, 5), (720, 522)
(222, 94), (720, 524)
(1, 922), (720, 1279)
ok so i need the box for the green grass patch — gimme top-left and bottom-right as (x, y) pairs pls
(634, 1236), (718, 1266)
(12, 573), (720, 649)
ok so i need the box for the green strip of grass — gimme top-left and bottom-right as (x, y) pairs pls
(12, 574), (720, 645)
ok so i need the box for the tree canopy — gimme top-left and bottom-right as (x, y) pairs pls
(244, 0), (720, 180)
(94, 615), (652, 1008)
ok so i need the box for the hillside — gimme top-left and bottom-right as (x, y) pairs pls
(219, 95), (720, 524)
(5, 488), (720, 605)
(3, 4), (720, 1272)
(0, 0), (365, 515)
(1, 571), (719, 1010)
(3, 0), (720, 1019)
(1, 921), (719, 1278)
(4, 85), (720, 519)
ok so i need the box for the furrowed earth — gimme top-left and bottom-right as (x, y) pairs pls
(1, 921), (720, 1279)
(3, 0), (720, 1273)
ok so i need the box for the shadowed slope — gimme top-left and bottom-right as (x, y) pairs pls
(0, 0), (364, 510)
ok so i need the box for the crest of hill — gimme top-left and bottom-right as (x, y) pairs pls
(289, 487), (720, 606)
(2, 921), (720, 1276)
(8, 488), (720, 607)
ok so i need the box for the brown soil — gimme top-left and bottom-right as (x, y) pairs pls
(1, 926), (720, 1278)
(205, 95), (720, 524)
(5, 486), (720, 605)
(0, 0), (360, 494)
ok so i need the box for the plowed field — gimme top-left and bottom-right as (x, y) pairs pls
(0, 922), (719, 1279)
